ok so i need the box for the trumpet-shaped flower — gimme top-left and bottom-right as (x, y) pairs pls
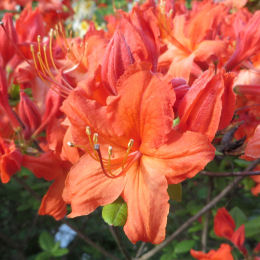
(190, 243), (234, 260)
(62, 64), (215, 244)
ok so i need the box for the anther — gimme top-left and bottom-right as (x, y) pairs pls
(86, 126), (91, 136)
(67, 141), (75, 147)
(93, 133), (98, 145)
(128, 139), (134, 149)
(108, 146), (113, 156)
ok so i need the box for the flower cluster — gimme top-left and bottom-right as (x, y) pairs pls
(0, 0), (259, 246)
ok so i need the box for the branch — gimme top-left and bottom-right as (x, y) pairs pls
(201, 170), (260, 177)
(138, 159), (260, 260)
(108, 225), (132, 260)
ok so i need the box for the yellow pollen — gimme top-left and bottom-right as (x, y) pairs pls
(122, 139), (134, 169)
(86, 126), (91, 136)
(93, 133), (98, 145)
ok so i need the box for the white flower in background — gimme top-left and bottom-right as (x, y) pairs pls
(71, 0), (97, 37)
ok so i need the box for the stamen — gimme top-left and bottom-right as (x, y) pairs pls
(93, 133), (98, 145)
(122, 139), (134, 169)
(37, 35), (41, 52)
(108, 145), (113, 173)
(94, 144), (111, 178)
(86, 126), (91, 136)
(49, 29), (58, 71)
(43, 44), (52, 76)
(67, 141), (74, 147)
(37, 52), (47, 76)
(30, 44), (45, 81)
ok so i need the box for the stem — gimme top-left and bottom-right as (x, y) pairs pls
(135, 242), (146, 258)
(201, 170), (260, 177)
(201, 178), (213, 252)
(138, 159), (260, 260)
(109, 225), (132, 260)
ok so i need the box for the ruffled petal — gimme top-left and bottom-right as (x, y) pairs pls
(39, 173), (67, 220)
(178, 68), (225, 141)
(63, 154), (125, 218)
(123, 158), (169, 244)
(141, 130), (215, 184)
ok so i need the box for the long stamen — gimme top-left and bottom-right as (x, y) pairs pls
(49, 29), (58, 71)
(94, 144), (113, 178)
(30, 44), (45, 81)
(43, 44), (52, 76)
(108, 145), (113, 174)
(122, 139), (134, 169)
(37, 52), (47, 76)
(67, 141), (97, 160)
(93, 133), (98, 145)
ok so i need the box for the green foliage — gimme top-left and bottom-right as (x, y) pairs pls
(245, 216), (260, 238)
(102, 197), (127, 226)
(174, 240), (195, 254)
(230, 207), (247, 227)
(37, 231), (68, 259)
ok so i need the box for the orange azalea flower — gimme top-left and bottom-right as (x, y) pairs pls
(214, 208), (236, 240)
(190, 243), (234, 260)
(214, 208), (247, 256)
(62, 64), (215, 244)
(158, 1), (228, 81)
(0, 137), (22, 183)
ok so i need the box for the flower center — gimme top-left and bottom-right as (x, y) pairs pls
(68, 126), (141, 178)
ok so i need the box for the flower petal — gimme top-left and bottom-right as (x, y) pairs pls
(39, 174), (67, 220)
(107, 64), (175, 149)
(214, 208), (235, 240)
(123, 158), (169, 244)
(141, 130), (215, 184)
(63, 154), (125, 218)
(178, 68), (225, 141)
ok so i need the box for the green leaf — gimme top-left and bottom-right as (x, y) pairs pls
(174, 240), (195, 254)
(35, 252), (52, 260)
(102, 197), (127, 226)
(168, 184), (182, 202)
(39, 231), (55, 252)
(51, 248), (69, 257)
(234, 159), (250, 168)
(230, 207), (247, 227)
(245, 216), (260, 238)
(51, 242), (61, 253)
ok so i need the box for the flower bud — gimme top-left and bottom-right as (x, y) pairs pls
(18, 91), (41, 139)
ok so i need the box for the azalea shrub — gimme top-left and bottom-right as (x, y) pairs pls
(0, 0), (260, 259)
